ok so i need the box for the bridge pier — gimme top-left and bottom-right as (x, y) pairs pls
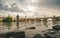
(43, 17), (48, 26)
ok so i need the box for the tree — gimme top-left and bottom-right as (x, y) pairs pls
(56, 17), (60, 21)
(3, 15), (12, 22)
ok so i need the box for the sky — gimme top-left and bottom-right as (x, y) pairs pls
(0, 0), (60, 18)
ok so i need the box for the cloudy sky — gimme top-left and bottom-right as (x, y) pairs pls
(0, 0), (60, 18)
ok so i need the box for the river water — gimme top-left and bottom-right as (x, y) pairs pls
(0, 20), (60, 38)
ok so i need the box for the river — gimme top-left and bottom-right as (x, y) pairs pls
(0, 20), (60, 38)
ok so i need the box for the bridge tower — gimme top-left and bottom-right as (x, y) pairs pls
(16, 14), (19, 29)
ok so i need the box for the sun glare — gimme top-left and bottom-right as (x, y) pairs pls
(32, 0), (35, 2)
(27, 6), (35, 11)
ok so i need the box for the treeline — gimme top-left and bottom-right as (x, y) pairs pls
(1, 16), (16, 22)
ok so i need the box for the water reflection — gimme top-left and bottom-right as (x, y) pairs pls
(25, 20), (59, 38)
(0, 20), (59, 31)
(43, 21), (47, 27)
(0, 20), (60, 38)
(4, 22), (12, 29)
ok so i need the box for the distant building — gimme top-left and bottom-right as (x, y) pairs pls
(0, 17), (3, 21)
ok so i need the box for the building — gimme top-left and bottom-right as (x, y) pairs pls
(0, 17), (3, 21)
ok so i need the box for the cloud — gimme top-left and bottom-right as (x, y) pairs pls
(17, 0), (60, 9)
(2, 0), (60, 9)
(0, 0), (60, 17)
(0, 3), (24, 13)
(37, 0), (60, 9)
